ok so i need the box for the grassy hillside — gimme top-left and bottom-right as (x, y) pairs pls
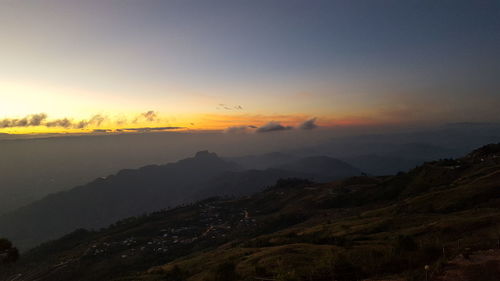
(2, 145), (500, 281)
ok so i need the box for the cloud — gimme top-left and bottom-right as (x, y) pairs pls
(0, 113), (99, 129)
(29, 113), (48, 126)
(0, 112), (177, 131)
(0, 119), (19, 128)
(121, 126), (184, 132)
(75, 114), (107, 129)
(298, 117), (318, 130)
(224, 125), (256, 134)
(256, 121), (294, 133)
(92, 129), (111, 133)
(45, 118), (73, 128)
(217, 104), (243, 111)
(142, 110), (158, 122)
(115, 117), (127, 126)
(0, 113), (48, 128)
(132, 110), (159, 123)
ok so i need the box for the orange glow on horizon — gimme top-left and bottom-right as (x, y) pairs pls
(0, 112), (385, 135)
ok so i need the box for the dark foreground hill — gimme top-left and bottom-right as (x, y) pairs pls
(1, 144), (500, 281)
(0, 152), (361, 250)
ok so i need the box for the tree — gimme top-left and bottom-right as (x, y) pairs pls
(0, 238), (19, 264)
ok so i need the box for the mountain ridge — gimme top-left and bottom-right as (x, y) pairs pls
(1, 144), (499, 281)
(0, 152), (361, 250)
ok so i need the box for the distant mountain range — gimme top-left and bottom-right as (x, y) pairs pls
(2, 143), (500, 281)
(0, 151), (361, 250)
(3, 123), (500, 217)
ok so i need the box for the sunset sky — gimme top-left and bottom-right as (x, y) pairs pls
(1, 0), (499, 134)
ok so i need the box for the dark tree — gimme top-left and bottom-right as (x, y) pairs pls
(0, 238), (19, 264)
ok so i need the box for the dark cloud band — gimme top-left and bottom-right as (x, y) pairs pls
(0, 113), (48, 128)
(256, 121), (294, 133)
(225, 118), (318, 134)
(121, 127), (184, 132)
(298, 118), (318, 130)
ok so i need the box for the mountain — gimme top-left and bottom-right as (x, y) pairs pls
(2, 144), (500, 281)
(196, 156), (362, 199)
(193, 169), (316, 200)
(289, 124), (500, 175)
(0, 151), (240, 250)
(3, 123), (500, 217)
(225, 152), (298, 170)
(0, 152), (361, 250)
(274, 156), (362, 181)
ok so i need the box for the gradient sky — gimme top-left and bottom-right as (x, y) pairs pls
(0, 0), (499, 133)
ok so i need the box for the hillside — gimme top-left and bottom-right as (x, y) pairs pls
(1, 144), (499, 281)
(0, 152), (361, 250)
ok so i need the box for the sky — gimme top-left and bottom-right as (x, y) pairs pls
(0, 0), (499, 134)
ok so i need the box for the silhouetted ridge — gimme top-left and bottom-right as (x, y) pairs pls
(0, 151), (240, 250)
(466, 143), (500, 160)
(274, 155), (362, 181)
(194, 150), (218, 159)
(0, 150), (362, 250)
